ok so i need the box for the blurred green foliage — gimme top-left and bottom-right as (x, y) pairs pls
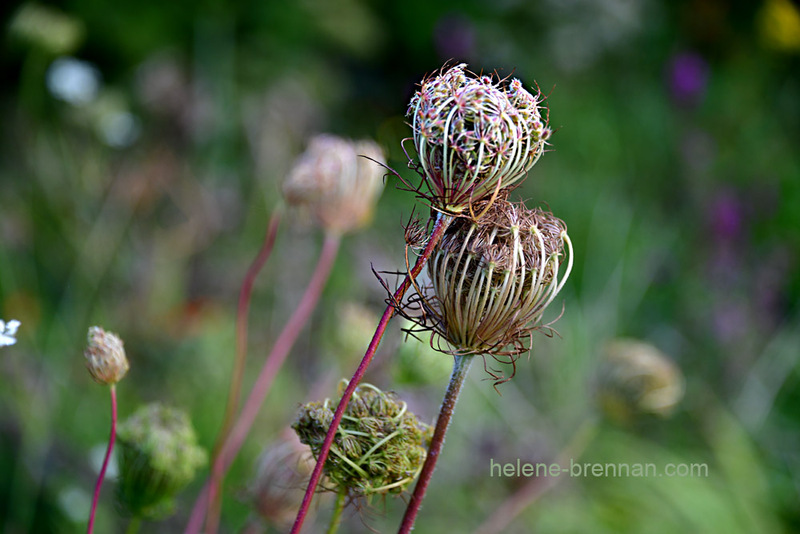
(1, 0), (799, 532)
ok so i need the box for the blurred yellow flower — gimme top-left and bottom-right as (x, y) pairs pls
(758, 0), (800, 52)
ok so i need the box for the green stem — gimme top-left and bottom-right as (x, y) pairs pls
(398, 354), (474, 533)
(326, 487), (347, 534)
(124, 516), (142, 534)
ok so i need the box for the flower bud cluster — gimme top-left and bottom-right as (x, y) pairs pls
(407, 63), (551, 214)
(412, 199), (572, 374)
(292, 381), (432, 497)
(283, 134), (386, 234)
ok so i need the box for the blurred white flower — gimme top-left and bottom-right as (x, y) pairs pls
(0, 319), (21, 347)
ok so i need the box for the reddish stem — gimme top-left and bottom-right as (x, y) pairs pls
(203, 209), (282, 526)
(190, 232), (341, 534)
(87, 384), (117, 534)
(398, 354), (473, 533)
(290, 214), (451, 534)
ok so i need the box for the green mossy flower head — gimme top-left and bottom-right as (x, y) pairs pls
(283, 134), (386, 234)
(292, 381), (432, 499)
(116, 403), (207, 520)
(407, 63), (551, 216)
(413, 199), (573, 384)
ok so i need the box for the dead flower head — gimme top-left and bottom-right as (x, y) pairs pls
(408, 199), (572, 383)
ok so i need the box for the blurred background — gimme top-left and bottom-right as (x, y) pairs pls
(1, 0), (799, 532)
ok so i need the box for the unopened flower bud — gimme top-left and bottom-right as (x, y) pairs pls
(116, 403), (207, 519)
(597, 339), (685, 423)
(407, 63), (551, 215)
(84, 326), (129, 385)
(283, 134), (386, 233)
(292, 381), (432, 497)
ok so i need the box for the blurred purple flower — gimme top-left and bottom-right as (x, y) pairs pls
(709, 190), (743, 241)
(667, 52), (709, 107)
(434, 13), (476, 61)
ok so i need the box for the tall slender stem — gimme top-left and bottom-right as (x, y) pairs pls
(398, 354), (474, 534)
(204, 208), (282, 526)
(187, 232), (341, 534)
(290, 214), (452, 534)
(87, 384), (117, 534)
(216, 208), (282, 457)
(326, 487), (347, 534)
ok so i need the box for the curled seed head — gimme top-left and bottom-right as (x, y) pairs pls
(421, 198), (573, 360)
(407, 63), (551, 215)
(84, 326), (129, 385)
(283, 134), (386, 233)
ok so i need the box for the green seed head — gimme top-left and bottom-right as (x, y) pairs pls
(291, 382), (432, 498)
(116, 403), (207, 520)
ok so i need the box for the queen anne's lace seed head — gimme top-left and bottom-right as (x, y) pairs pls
(407, 64), (551, 216)
(283, 134), (386, 234)
(292, 381), (432, 498)
(416, 199), (572, 375)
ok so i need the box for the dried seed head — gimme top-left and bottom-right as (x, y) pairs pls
(407, 63), (551, 215)
(116, 403), (207, 520)
(597, 339), (685, 423)
(292, 381), (432, 498)
(422, 199), (572, 360)
(283, 134), (386, 233)
(84, 326), (129, 385)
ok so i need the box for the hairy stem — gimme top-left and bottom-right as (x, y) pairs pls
(398, 354), (474, 533)
(290, 214), (452, 534)
(87, 385), (117, 534)
(326, 487), (347, 534)
(186, 232), (341, 534)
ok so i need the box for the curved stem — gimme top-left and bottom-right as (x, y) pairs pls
(193, 232), (341, 534)
(216, 208), (283, 456)
(203, 208), (282, 528)
(398, 355), (474, 534)
(87, 384), (117, 534)
(326, 487), (347, 534)
(290, 214), (452, 534)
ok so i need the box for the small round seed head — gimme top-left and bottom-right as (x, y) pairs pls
(407, 63), (551, 215)
(292, 381), (431, 498)
(84, 326), (129, 385)
(283, 134), (386, 233)
(597, 339), (685, 423)
(116, 403), (207, 520)
(421, 199), (573, 364)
